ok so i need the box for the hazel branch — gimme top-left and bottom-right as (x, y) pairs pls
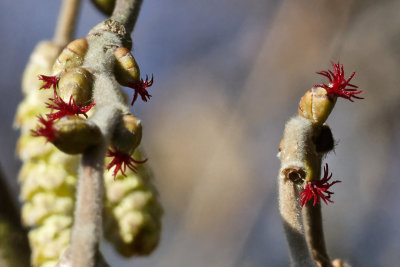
(64, 0), (146, 266)
(278, 62), (361, 266)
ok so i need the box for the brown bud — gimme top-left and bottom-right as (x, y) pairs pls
(58, 67), (93, 105)
(298, 87), (336, 124)
(91, 0), (116, 16)
(111, 114), (142, 154)
(114, 47), (141, 85)
(53, 39), (88, 74)
(52, 116), (101, 154)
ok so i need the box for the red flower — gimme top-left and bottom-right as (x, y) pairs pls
(127, 74), (153, 105)
(38, 75), (59, 90)
(45, 92), (95, 120)
(299, 164), (341, 207)
(106, 147), (147, 179)
(31, 115), (56, 142)
(314, 62), (363, 102)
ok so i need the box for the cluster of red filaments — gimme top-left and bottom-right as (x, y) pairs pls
(127, 74), (154, 105)
(31, 115), (56, 142)
(38, 75), (59, 90)
(46, 95), (95, 120)
(106, 147), (148, 179)
(31, 75), (95, 139)
(314, 62), (363, 102)
(299, 164), (341, 207)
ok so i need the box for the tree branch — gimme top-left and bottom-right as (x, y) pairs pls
(65, 0), (145, 266)
(302, 204), (332, 267)
(53, 0), (82, 48)
(112, 0), (143, 33)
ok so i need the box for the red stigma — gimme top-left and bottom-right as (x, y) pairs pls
(106, 147), (147, 179)
(38, 75), (59, 90)
(314, 62), (363, 102)
(31, 115), (56, 142)
(45, 91), (95, 120)
(299, 164), (341, 207)
(127, 74), (153, 106)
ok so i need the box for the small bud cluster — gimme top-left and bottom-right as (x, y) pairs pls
(32, 39), (153, 177)
(31, 39), (95, 147)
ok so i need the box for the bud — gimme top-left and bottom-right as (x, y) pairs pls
(50, 116), (101, 154)
(298, 87), (335, 124)
(111, 114), (142, 154)
(52, 38), (88, 75)
(114, 47), (140, 85)
(57, 67), (93, 105)
(91, 0), (116, 16)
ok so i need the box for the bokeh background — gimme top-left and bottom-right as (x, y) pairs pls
(1, 0), (400, 266)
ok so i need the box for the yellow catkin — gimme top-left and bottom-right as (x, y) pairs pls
(103, 149), (163, 256)
(16, 41), (79, 267)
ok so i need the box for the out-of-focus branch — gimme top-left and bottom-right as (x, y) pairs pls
(0, 166), (30, 267)
(53, 0), (82, 48)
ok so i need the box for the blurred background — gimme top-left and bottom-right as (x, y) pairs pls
(1, 0), (400, 266)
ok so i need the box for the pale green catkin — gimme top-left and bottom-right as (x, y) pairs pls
(16, 41), (78, 267)
(103, 149), (163, 256)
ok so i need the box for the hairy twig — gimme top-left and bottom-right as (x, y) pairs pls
(65, 0), (144, 266)
(278, 62), (361, 266)
(278, 116), (319, 267)
(302, 204), (331, 267)
(53, 0), (82, 48)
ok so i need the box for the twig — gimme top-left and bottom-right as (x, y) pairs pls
(278, 116), (319, 267)
(302, 204), (332, 267)
(53, 0), (82, 48)
(66, 0), (144, 266)
(112, 0), (143, 33)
